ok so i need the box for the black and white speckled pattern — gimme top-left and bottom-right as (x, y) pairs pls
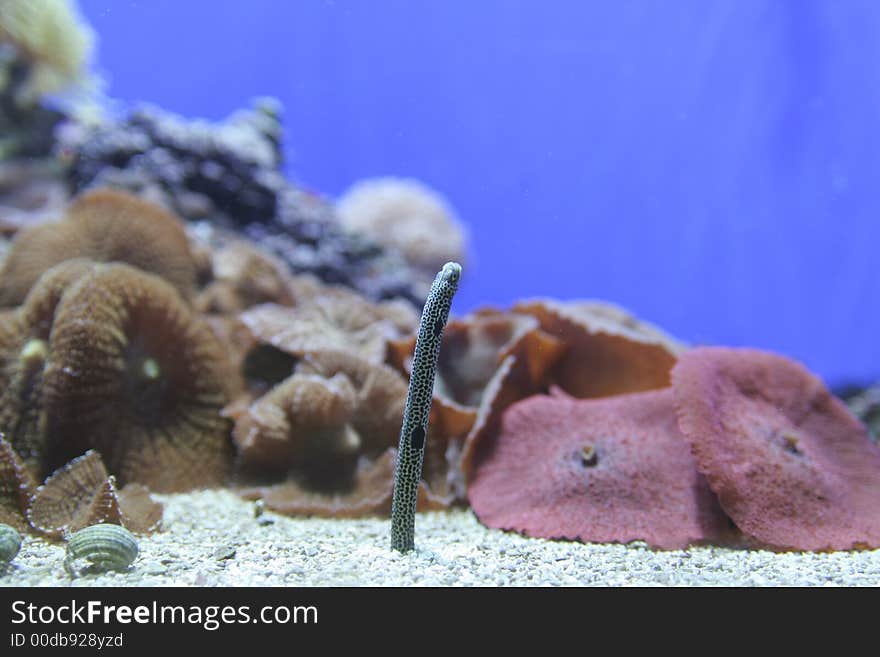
(390, 262), (461, 552)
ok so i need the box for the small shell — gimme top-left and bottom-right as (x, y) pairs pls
(64, 524), (138, 576)
(0, 523), (22, 565)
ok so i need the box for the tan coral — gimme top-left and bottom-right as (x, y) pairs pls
(195, 240), (294, 314)
(336, 177), (468, 274)
(28, 450), (162, 539)
(233, 350), (468, 516)
(0, 188), (197, 306)
(436, 307), (566, 406)
(0, 260), (94, 470)
(42, 263), (233, 492)
(0, 437), (36, 533)
(298, 351), (410, 454)
(230, 372), (360, 473)
(513, 298), (685, 398)
(390, 307), (566, 490)
(240, 284), (416, 365)
(239, 451), (398, 518)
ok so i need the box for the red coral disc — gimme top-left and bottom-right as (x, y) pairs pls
(672, 347), (880, 551)
(467, 388), (729, 549)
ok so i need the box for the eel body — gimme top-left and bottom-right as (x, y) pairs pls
(390, 261), (461, 552)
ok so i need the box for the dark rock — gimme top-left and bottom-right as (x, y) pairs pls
(57, 99), (422, 305)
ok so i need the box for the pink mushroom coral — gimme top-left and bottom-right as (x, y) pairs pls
(467, 388), (730, 549)
(672, 346), (880, 551)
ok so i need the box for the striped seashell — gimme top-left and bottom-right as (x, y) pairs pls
(0, 523), (22, 564)
(64, 523), (138, 576)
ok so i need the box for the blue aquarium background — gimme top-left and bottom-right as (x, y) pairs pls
(78, 0), (878, 386)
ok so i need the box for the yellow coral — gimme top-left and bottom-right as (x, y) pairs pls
(0, 0), (95, 101)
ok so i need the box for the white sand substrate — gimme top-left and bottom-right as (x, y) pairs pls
(2, 489), (879, 587)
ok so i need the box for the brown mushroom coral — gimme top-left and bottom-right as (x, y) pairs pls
(0, 259), (95, 470)
(467, 388), (731, 549)
(41, 263), (233, 492)
(0, 312), (39, 468)
(195, 240), (295, 314)
(28, 450), (163, 538)
(514, 299), (685, 398)
(239, 284), (417, 366)
(233, 350), (466, 515)
(0, 437), (36, 532)
(672, 346), (880, 551)
(230, 372), (360, 475)
(241, 450), (398, 518)
(302, 351), (471, 509)
(0, 188), (197, 306)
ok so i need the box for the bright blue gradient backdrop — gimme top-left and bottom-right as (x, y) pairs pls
(78, 0), (879, 385)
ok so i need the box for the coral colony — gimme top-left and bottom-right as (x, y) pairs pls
(0, 0), (879, 578)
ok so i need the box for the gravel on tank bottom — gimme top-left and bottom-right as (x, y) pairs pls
(2, 489), (879, 587)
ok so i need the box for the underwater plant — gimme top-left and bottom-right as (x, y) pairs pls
(390, 261), (461, 553)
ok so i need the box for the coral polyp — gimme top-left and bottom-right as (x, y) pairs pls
(43, 263), (233, 491)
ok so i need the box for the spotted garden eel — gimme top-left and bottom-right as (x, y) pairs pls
(390, 261), (461, 552)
